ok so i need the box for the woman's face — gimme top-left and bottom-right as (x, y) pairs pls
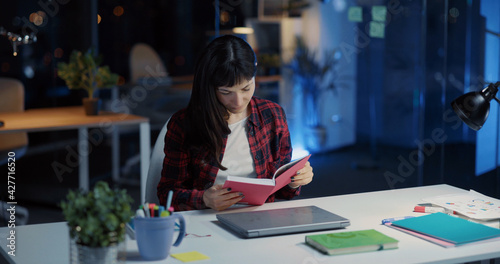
(216, 77), (255, 115)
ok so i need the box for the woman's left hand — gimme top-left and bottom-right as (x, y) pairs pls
(288, 161), (314, 189)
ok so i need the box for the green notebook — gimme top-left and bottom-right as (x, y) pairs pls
(305, 229), (399, 256)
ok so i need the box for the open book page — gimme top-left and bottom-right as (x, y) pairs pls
(271, 154), (311, 193)
(224, 176), (274, 186)
(222, 154), (311, 205)
(273, 155), (308, 179)
(225, 154), (310, 186)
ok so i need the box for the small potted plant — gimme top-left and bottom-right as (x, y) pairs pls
(286, 36), (341, 151)
(57, 49), (119, 115)
(60, 181), (134, 264)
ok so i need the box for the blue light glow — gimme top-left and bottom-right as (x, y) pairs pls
(292, 147), (310, 160)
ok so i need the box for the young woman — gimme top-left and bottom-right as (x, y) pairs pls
(157, 35), (313, 211)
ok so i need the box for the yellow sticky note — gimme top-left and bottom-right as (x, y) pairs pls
(171, 251), (210, 262)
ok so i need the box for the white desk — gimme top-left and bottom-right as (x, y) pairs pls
(1, 184), (500, 264)
(0, 106), (151, 203)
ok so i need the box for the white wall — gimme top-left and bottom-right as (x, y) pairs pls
(247, 0), (358, 154)
(292, 0), (358, 152)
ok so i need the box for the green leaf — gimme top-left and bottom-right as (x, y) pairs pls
(59, 181), (134, 247)
(57, 50), (119, 99)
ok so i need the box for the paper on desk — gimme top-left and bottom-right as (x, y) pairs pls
(422, 190), (500, 220)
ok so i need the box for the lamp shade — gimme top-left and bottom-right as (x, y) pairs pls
(451, 82), (499, 131)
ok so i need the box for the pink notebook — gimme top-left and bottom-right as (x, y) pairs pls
(223, 155), (311, 205)
(385, 223), (455, 248)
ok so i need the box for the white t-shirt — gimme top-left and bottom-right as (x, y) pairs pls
(214, 116), (257, 186)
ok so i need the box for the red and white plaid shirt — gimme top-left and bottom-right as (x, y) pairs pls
(157, 97), (299, 211)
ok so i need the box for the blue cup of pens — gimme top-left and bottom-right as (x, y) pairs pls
(134, 201), (185, 260)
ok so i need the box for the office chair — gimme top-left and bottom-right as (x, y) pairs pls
(127, 42), (176, 129)
(145, 118), (171, 205)
(129, 42), (168, 84)
(0, 77), (28, 165)
(123, 44), (188, 183)
(120, 44), (171, 179)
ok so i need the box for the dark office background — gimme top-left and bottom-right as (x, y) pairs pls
(2, 0), (500, 225)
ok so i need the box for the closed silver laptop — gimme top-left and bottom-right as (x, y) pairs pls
(216, 205), (350, 238)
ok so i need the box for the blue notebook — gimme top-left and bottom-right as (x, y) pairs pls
(392, 213), (500, 245)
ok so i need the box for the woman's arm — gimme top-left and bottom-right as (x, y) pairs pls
(157, 113), (207, 211)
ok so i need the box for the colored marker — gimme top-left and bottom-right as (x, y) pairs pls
(144, 203), (150, 217)
(135, 209), (145, 218)
(381, 216), (415, 225)
(166, 190), (173, 211)
(414, 206), (445, 213)
(158, 205), (165, 216)
(154, 205), (159, 217)
(139, 204), (147, 217)
(149, 203), (156, 218)
(160, 211), (170, 217)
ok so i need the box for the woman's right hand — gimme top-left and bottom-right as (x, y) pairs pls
(203, 185), (244, 211)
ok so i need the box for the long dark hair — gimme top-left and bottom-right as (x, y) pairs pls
(186, 35), (257, 169)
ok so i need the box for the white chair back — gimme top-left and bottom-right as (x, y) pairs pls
(129, 43), (168, 83)
(145, 118), (171, 204)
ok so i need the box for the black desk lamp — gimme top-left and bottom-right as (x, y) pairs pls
(451, 82), (500, 131)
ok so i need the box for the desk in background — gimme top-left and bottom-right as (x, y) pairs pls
(1, 184), (500, 264)
(0, 106), (150, 203)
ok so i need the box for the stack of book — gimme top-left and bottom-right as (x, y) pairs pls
(387, 212), (500, 247)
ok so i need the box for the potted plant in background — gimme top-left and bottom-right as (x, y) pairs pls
(286, 36), (341, 152)
(57, 49), (119, 115)
(60, 181), (134, 264)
